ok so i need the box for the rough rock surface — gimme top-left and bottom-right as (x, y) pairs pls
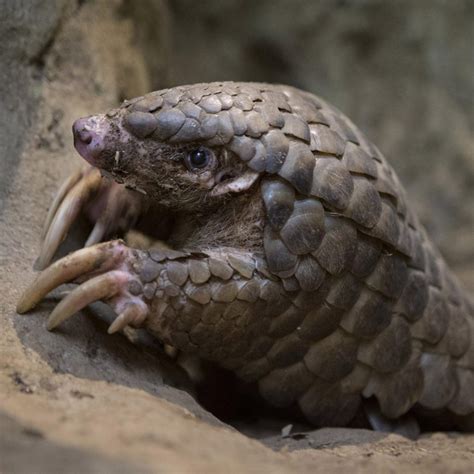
(1, 1), (473, 473)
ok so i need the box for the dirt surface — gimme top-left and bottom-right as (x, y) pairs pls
(0, 1), (473, 473)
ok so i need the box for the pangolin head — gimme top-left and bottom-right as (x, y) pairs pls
(71, 82), (300, 212)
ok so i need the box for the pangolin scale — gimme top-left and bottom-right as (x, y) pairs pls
(17, 82), (474, 432)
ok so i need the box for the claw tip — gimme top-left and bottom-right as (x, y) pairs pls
(107, 325), (118, 335)
(16, 294), (33, 315)
(107, 319), (124, 334)
(46, 317), (59, 331)
(33, 257), (48, 272)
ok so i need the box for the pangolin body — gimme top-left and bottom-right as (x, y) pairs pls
(18, 82), (474, 431)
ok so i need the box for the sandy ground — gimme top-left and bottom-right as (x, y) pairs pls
(0, 1), (473, 473)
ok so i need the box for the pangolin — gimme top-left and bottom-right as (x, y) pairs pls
(17, 82), (474, 433)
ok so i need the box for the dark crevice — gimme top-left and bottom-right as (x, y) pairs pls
(193, 361), (313, 439)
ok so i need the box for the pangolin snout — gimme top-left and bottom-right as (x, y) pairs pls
(72, 115), (111, 166)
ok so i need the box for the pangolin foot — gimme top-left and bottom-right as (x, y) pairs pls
(37, 166), (143, 271)
(17, 240), (148, 334)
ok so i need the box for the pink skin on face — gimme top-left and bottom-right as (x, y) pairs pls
(72, 115), (111, 166)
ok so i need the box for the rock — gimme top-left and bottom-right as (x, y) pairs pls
(0, 0), (70, 214)
(0, 411), (146, 474)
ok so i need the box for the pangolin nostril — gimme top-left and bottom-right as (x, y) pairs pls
(78, 129), (93, 145)
(72, 118), (93, 145)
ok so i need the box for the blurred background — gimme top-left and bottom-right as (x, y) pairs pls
(1, 0), (473, 289)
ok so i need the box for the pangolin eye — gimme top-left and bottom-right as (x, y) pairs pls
(186, 148), (211, 170)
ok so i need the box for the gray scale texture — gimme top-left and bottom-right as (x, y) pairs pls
(121, 82), (473, 427)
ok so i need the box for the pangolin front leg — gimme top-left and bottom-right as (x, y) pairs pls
(18, 241), (149, 333)
(18, 239), (373, 425)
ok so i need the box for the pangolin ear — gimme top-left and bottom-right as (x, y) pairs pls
(210, 170), (260, 196)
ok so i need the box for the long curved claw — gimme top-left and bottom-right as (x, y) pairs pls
(85, 220), (108, 247)
(84, 183), (124, 247)
(36, 168), (103, 270)
(41, 168), (83, 241)
(107, 303), (147, 334)
(46, 270), (127, 330)
(17, 241), (126, 314)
